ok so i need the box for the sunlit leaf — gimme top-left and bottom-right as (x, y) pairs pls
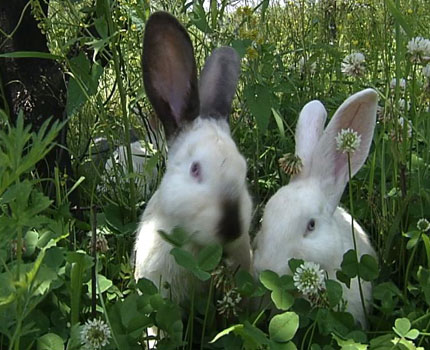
(269, 312), (299, 342)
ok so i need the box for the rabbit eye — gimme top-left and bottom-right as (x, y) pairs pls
(307, 219), (316, 231)
(190, 161), (201, 181)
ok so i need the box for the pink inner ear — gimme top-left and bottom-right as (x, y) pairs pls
(336, 103), (363, 134)
(334, 151), (347, 185)
(310, 89), (377, 211)
(334, 101), (374, 181)
(151, 36), (193, 124)
(333, 103), (362, 181)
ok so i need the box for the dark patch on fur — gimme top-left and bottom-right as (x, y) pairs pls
(218, 198), (241, 242)
(199, 47), (240, 121)
(142, 12), (200, 141)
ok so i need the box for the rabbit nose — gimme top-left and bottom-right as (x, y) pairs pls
(217, 197), (241, 242)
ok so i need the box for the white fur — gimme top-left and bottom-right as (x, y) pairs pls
(104, 140), (157, 194)
(105, 141), (149, 174)
(294, 100), (327, 180)
(134, 15), (252, 349)
(253, 89), (378, 327)
(134, 13), (252, 310)
(134, 117), (252, 301)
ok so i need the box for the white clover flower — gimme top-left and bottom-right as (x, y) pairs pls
(376, 105), (386, 122)
(95, 235), (109, 253)
(398, 98), (410, 111)
(398, 117), (412, 137)
(293, 261), (325, 296)
(390, 117), (412, 142)
(423, 64), (430, 78)
(87, 233), (109, 254)
(390, 78), (406, 90)
(335, 128), (362, 154)
(341, 52), (366, 77)
(298, 57), (305, 71)
(81, 318), (111, 350)
(417, 218), (430, 232)
(279, 153), (303, 175)
(217, 288), (242, 317)
(298, 57), (317, 74)
(407, 37), (430, 63)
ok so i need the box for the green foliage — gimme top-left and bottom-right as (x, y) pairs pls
(0, 111), (63, 196)
(37, 333), (65, 350)
(66, 53), (104, 116)
(268, 312), (299, 342)
(260, 270), (294, 310)
(67, 251), (94, 326)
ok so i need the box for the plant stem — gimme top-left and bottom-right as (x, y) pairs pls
(252, 305), (269, 326)
(200, 277), (214, 350)
(412, 312), (430, 326)
(103, 0), (137, 221)
(301, 319), (316, 350)
(188, 284), (195, 350)
(347, 153), (367, 323)
(10, 319), (21, 350)
(12, 225), (23, 350)
(16, 226), (22, 282)
(419, 317), (430, 346)
(404, 233), (421, 298)
(97, 255), (121, 350)
(91, 205), (97, 318)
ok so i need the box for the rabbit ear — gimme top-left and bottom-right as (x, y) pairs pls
(292, 100), (327, 181)
(142, 12), (200, 140)
(199, 47), (240, 120)
(309, 89), (378, 212)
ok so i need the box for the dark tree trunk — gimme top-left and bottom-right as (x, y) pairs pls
(0, 0), (71, 196)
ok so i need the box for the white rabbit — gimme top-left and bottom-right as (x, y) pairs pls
(253, 89), (378, 327)
(133, 12), (252, 303)
(104, 140), (158, 195)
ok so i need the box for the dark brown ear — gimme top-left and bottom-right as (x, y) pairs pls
(199, 47), (240, 121)
(142, 12), (200, 140)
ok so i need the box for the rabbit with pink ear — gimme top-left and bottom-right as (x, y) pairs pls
(133, 12), (252, 303)
(253, 89), (378, 327)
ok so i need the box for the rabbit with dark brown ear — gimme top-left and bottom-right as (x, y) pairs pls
(134, 12), (252, 303)
(253, 89), (378, 327)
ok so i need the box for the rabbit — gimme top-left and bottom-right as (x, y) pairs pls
(104, 140), (158, 195)
(253, 89), (378, 327)
(133, 12), (253, 304)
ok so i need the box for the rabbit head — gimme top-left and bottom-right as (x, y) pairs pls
(141, 12), (252, 250)
(254, 89), (378, 277)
